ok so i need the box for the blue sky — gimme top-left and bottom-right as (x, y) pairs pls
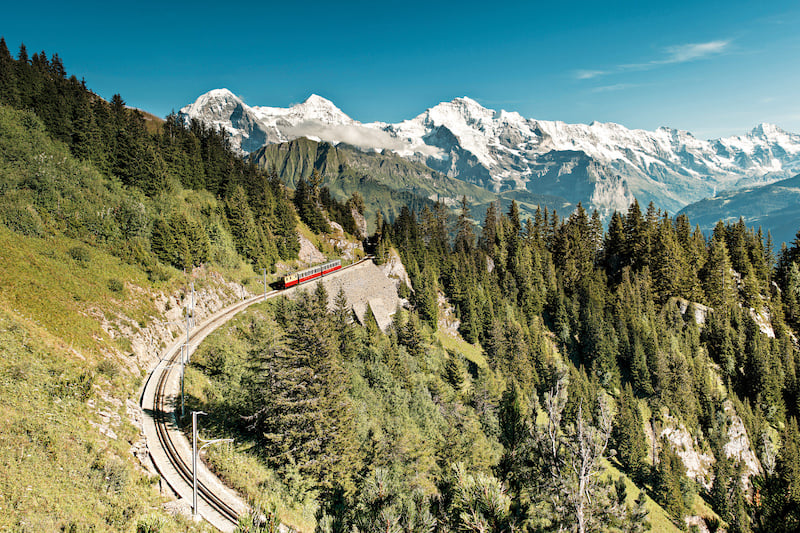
(4, 0), (800, 138)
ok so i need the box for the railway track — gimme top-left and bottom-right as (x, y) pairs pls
(142, 257), (371, 530)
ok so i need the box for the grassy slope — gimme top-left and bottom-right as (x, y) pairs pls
(0, 228), (213, 532)
(0, 106), (222, 531)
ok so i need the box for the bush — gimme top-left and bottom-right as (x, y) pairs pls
(1, 205), (44, 236)
(96, 359), (119, 379)
(147, 263), (171, 282)
(68, 245), (91, 265)
(107, 278), (124, 294)
(136, 513), (167, 533)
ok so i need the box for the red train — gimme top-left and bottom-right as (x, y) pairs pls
(280, 259), (342, 289)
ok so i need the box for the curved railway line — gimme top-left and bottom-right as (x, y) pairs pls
(141, 257), (371, 531)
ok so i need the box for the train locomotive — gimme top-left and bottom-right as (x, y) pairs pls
(280, 259), (342, 289)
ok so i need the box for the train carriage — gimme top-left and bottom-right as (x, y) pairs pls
(281, 260), (341, 289)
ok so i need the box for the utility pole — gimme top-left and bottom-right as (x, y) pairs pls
(182, 283), (194, 419)
(191, 411), (233, 517)
(263, 268), (267, 300)
(192, 410), (205, 517)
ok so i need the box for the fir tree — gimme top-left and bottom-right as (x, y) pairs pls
(612, 383), (648, 481)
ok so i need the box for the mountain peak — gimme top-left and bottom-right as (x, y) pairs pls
(289, 94), (353, 125)
(302, 93), (335, 106)
(451, 96), (483, 107)
(751, 123), (784, 137)
(180, 89), (246, 120)
(205, 88), (238, 99)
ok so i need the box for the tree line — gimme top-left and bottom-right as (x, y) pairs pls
(0, 38), (308, 273)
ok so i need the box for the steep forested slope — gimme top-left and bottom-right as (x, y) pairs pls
(251, 137), (575, 232)
(186, 197), (800, 532)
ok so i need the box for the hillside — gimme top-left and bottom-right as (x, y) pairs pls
(678, 174), (800, 248)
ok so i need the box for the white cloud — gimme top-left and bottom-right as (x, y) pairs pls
(578, 39), (732, 84)
(282, 121), (443, 157)
(660, 40), (730, 64)
(591, 83), (638, 93)
(574, 69), (608, 80)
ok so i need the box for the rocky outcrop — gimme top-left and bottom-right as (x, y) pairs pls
(379, 248), (413, 292)
(297, 232), (326, 264)
(326, 220), (364, 262)
(722, 400), (762, 487)
(99, 268), (248, 371)
(658, 411), (715, 489)
(657, 400), (761, 492)
(675, 297), (711, 326)
(351, 208), (368, 239)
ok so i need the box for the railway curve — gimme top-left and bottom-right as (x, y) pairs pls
(140, 258), (371, 531)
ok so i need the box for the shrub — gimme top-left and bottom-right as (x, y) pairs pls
(68, 245), (91, 265)
(147, 263), (171, 282)
(2, 205), (45, 236)
(107, 278), (124, 294)
(96, 359), (119, 379)
(136, 513), (167, 533)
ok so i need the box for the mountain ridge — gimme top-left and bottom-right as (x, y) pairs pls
(678, 173), (800, 247)
(180, 90), (800, 217)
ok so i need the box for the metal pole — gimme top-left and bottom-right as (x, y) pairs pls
(263, 268), (267, 300)
(192, 411), (207, 516)
(192, 410), (197, 515)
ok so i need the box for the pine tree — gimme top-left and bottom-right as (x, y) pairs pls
(604, 211), (627, 283)
(653, 439), (686, 522)
(226, 185), (264, 266)
(612, 384), (648, 481)
(703, 235), (737, 311)
(150, 217), (177, 267)
(0, 37), (19, 107)
(454, 195), (475, 254)
(248, 292), (359, 489)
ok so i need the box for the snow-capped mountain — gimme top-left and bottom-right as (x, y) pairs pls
(180, 90), (800, 215)
(179, 89), (356, 153)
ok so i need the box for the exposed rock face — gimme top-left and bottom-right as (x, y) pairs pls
(351, 207), (368, 239)
(751, 307), (776, 338)
(297, 232), (326, 264)
(675, 297), (711, 325)
(437, 291), (461, 340)
(659, 411), (715, 490)
(379, 248), (413, 292)
(657, 400), (761, 492)
(722, 400), (762, 487)
(99, 268), (249, 371)
(326, 220), (364, 262)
